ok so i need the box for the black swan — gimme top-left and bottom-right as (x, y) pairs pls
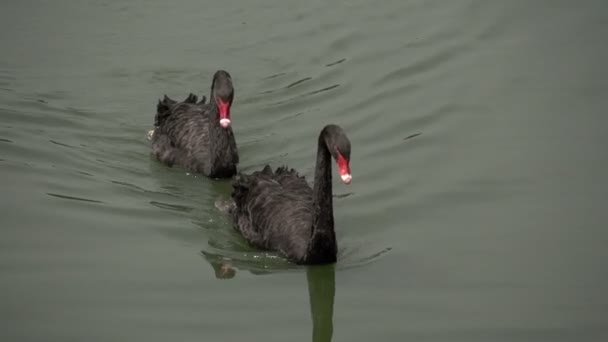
(149, 70), (239, 178)
(230, 124), (352, 265)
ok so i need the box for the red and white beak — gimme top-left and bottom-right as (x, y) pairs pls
(218, 99), (231, 128)
(337, 153), (352, 184)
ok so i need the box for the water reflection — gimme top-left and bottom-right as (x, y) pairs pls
(207, 258), (236, 279)
(307, 265), (335, 342)
(201, 250), (294, 278)
(203, 255), (336, 342)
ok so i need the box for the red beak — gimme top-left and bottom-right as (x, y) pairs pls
(218, 99), (231, 128)
(337, 153), (352, 184)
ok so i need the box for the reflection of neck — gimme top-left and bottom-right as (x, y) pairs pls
(307, 265), (336, 342)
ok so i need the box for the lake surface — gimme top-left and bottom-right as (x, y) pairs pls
(1, 0), (608, 341)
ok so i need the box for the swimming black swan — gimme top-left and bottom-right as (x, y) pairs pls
(149, 70), (239, 178)
(230, 124), (352, 265)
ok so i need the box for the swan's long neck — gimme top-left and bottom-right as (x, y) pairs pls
(307, 134), (337, 263)
(207, 103), (236, 178)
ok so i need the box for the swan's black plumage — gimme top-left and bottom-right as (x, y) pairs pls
(150, 70), (238, 178)
(230, 124), (352, 265)
(154, 92), (206, 127)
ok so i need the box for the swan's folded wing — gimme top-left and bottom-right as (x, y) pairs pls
(273, 166), (309, 192)
(231, 171), (313, 257)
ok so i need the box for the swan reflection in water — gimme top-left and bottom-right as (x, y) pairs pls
(307, 264), (335, 342)
(203, 252), (335, 342)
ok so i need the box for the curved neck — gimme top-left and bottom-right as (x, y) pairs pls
(307, 133), (337, 263)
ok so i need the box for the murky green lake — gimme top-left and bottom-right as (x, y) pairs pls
(1, 0), (607, 341)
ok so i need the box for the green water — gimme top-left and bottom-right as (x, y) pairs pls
(1, 0), (607, 341)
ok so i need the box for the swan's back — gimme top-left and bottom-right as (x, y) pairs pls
(154, 93), (203, 128)
(231, 166), (314, 263)
(151, 101), (212, 173)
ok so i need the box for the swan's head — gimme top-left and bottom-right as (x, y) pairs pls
(324, 124), (352, 185)
(211, 70), (235, 129)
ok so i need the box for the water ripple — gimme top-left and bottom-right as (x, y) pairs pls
(46, 193), (104, 204)
(149, 201), (194, 213)
(325, 58), (346, 67)
(286, 77), (312, 89)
